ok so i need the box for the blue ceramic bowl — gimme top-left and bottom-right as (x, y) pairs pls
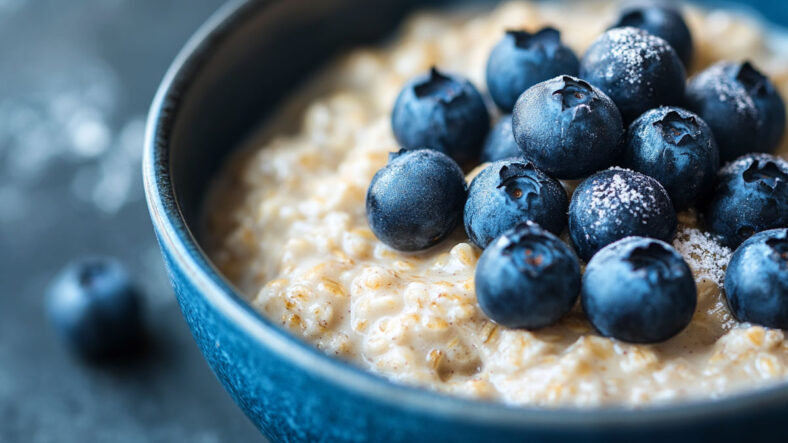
(143, 0), (788, 440)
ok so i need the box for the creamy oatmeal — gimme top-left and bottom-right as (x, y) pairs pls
(205, 1), (788, 407)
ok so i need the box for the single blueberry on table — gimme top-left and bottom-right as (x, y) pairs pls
(46, 257), (143, 360)
(704, 153), (788, 248)
(512, 75), (624, 179)
(366, 148), (467, 251)
(581, 236), (696, 343)
(624, 106), (719, 210)
(485, 28), (580, 112)
(580, 27), (686, 122)
(464, 159), (568, 249)
(727, 61), (786, 153)
(569, 168), (677, 261)
(685, 61), (780, 162)
(391, 67), (490, 166)
(480, 115), (521, 163)
(725, 229), (788, 329)
(609, 2), (693, 67)
(475, 222), (581, 329)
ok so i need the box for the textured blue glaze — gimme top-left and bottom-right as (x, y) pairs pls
(144, 0), (788, 440)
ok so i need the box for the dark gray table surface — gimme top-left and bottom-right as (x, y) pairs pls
(0, 1), (263, 441)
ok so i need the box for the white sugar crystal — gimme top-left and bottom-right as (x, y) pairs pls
(692, 62), (757, 115)
(586, 170), (659, 227)
(605, 27), (671, 85)
(673, 226), (732, 285)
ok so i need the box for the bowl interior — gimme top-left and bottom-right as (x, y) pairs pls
(169, 0), (475, 231)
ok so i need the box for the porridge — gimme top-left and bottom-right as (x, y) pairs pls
(205, 1), (788, 407)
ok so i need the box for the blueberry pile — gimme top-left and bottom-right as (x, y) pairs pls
(367, 2), (787, 343)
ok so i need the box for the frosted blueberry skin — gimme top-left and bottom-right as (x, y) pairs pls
(475, 222), (581, 329)
(725, 228), (788, 329)
(512, 75), (624, 179)
(580, 27), (686, 123)
(569, 168), (677, 261)
(581, 236), (696, 344)
(391, 67), (490, 167)
(485, 28), (580, 112)
(724, 61), (786, 153)
(464, 159), (568, 249)
(366, 148), (467, 251)
(46, 257), (144, 359)
(624, 106), (719, 210)
(685, 62), (772, 163)
(480, 115), (522, 163)
(704, 153), (788, 249)
(609, 2), (693, 67)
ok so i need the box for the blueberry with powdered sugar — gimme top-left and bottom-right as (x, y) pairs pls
(685, 61), (783, 162)
(568, 168), (677, 261)
(624, 106), (719, 210)
(609, 2), (693, 67)
(391, 67), (490, 166)
(580, 27), (686, 123)
(486, 28), (580, 112)
(480, 115), (522, 163)
(704, 153), (788, 248)
(512, 75), (624, 179)
(464, 159), (568, 249)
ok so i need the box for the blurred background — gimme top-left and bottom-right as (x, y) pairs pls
(0, 0), (786, 442)
(0, 0), (261, 441)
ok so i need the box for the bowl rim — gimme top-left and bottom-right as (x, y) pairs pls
(143, 0), (788, 430)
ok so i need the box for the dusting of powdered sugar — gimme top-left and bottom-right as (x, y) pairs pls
(586, 169), (659, 227)
(719, 152), (787, 175)
(673, 226), (732, 285)
(603, 27), (671, 85)
(690, 62), (757, 116)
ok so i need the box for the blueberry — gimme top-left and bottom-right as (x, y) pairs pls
(366, 148), (467, 251)
(464, 159), (568, 249)
(512, 75), (624, 179)
(391, 67), (490, 166)
(727, 61), (785, 153)
(624, 106), (719, 210)
(685, 62), (773, 162)
(581, 236), (696, 343)
(724, 228), (788, 329)
(580, 27), (686, 122)
(480, 115), (521, 163)
(569, 168), (677, 261)
(46, 257), (143, 359)
(485, 28), (580, 112)
(704, 153), (788, 248)
(609, 2), (693, 67)
(475, 222), (581, 329)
